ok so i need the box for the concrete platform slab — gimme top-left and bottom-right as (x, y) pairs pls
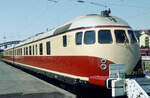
(0, 61), (76, 98)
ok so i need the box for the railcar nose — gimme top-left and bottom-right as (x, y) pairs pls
(125, 44), (141, 73)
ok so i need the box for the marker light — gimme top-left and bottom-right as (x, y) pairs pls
(101, 59), (106, 64)
(100, 64), (107, 70)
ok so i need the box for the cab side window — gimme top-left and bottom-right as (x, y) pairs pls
(128, 30), (137, 43)
(76, 32), (82, 45)
(115, 30), (129, 43)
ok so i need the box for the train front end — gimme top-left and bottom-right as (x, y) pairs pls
(79, 11), (141, 88)
(86, 26), (141, 87)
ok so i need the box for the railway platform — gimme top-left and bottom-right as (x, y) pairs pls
(0, 61), (76, 98)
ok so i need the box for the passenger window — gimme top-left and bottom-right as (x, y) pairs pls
(76, 32), (82, 45)
(29, 46), (32, 55)
(18, 49), (20, 55)
(46, 41), (51, 55)
(63, 35), (67, 47)
(84, 31), (95, 44)
(19, 49), (20, 55)
(115, 30), (129, 43)
(21, 48), (22, 56)
(24, 48), (26, 56)
(33, 45), (34, 55)
(39, 43), (43, 55)
(98, 30), (112, 44)
(15, 50), (17, 56)
(128, 30), (137, 43)
(26, 47), (28, 55)
(36, 44), (37, 55)
(17, 49), (19, 56)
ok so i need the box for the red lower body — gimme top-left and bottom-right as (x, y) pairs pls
(3, 56), (114, 87)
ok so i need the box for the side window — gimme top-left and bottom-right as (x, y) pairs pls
(15, 50), (16, 56)
(33, 45), (34, 55)
(36, 44), (37, 55)
(63, 35), (67, 47)
(24, 48), (26, 56)
(18, 49), (20, 55)
(76, 32), (82, 45)
(16, 49), (19, 56)
(46, 41), (51, 55)
(98, 30), (112, 44)
(26, 47), (28, 55)
(20, 48), (22, 56)
(84, 30), (95, 44)
(29, 46), (32, 55)
(39, 43), (43, 55)
(128, 30), (137, 43)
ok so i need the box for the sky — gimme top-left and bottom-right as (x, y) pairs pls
(0, 0), (150, 43)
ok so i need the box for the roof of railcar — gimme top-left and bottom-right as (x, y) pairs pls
(65, 14), (129, 29)
(5, 14), (130, 50)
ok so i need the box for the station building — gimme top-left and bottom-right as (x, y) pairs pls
(135, 30), (150, 56)
(139, 30), (150, 48)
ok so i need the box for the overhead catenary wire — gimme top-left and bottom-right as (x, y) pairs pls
(48, 0), (58, 3)
(76, 0), (107, 9)
(77, 0), (150, 11)
(48, 0), (150, 11)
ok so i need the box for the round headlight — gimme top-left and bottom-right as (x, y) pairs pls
(101, 59), (106, 64)
(100, 64), (107, 70)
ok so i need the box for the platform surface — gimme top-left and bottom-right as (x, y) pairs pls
(0, 61), (76, 98)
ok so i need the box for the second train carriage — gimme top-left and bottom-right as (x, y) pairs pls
(3, 10), (141, 88)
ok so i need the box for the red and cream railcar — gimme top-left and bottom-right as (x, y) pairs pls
(3, 11), (141, 88)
